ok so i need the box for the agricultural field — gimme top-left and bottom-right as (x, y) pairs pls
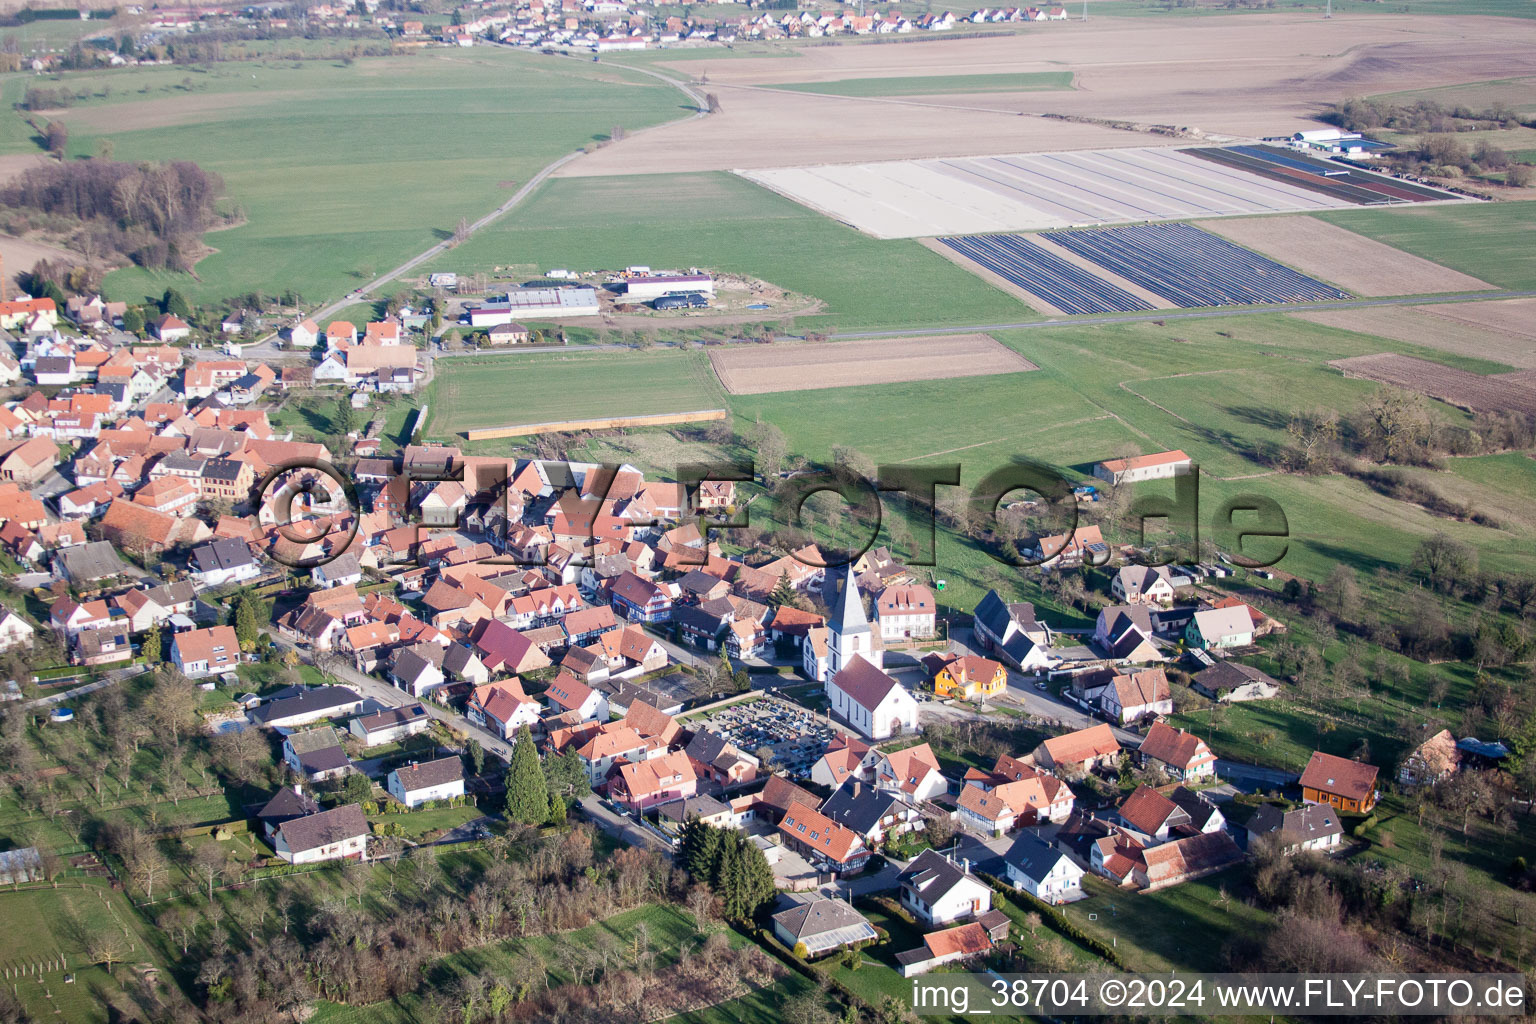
(1293, 301), (1536, 370)
(1331, 353), (1536, 415)
(427, 348), (725, 438)
(1200, 215), (1496, 297)
(707, 334), (1037, 394)
(764, 71), (1075, 96)
(1, 49), (683, 307)
(742, 146), (1362, 240)
(1316, 201), (1536, 291)
(421, 171), (1034, 333)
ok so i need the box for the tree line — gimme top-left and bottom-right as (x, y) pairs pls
(2, 157), (224, 272)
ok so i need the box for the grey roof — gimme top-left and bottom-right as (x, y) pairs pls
(898, 849), (980, 903)
(685, 730), (756, 772)
(249, 685), (363, 725)
(392, 648), (440, 685)
(656, 793), (729, 822)
(257, 786), (321, 824)
(772, 898), (877, 946)
(676, 570), (728, 597)
(974, 590), (1041, 642)
(1192, 661), (1278, 693)
(278, 803), (368, 854)
(353, 703), (429, 734)
(202, 457), (245, 483)
(56, 541), (127, 581)
(143, 580), (196, 607)
(674, 604), (728, 637)
(192, 537), (255, 573)
(318, 552), (361, 579)
(820, 780), (904, 836)
(826, 564), (869, 637)
(1246, 803), (1342, 846)
(76, 625), (131, 659)
(442, 643), (482, 678)
(1167, 786), (1222, 831)
(1003, 830), (1071, 882)
(156, 452), (207, 474)
(391, 755), (464, 793)
(286, 727), (348, 774)
(34, 356), (72, 374)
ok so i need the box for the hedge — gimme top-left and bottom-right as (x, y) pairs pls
(747, 924), (878, 1017)
(157, 818), (252, 840)
(978, 871), (1127, 969)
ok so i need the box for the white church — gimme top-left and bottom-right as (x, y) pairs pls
(812, 565), (919, 740)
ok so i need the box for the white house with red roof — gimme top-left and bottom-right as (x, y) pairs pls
(826, 657), (918, 740)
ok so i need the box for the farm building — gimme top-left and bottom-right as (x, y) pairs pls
(653, 293), (710, 310)
(466, 287), (599, 325)
(622, 274), (715, 300)
(1093, 450), (1192, 486)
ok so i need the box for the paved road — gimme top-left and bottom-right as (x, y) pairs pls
(579, 794), (674, 853)
(828, 289), (1536, 341)
(270, 635), (518, 761)
(1216, 759), (1300, 793)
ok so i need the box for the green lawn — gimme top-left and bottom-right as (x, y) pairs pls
(1059, 869), (1269, 973)
(421, 171), (1034, 333)
(1316, 202), (1536, 291)
(1, 50), (684, 307)
(428, 347), (725, 437)
(371, 804), (480, 841)
(765, 71), (1074, 96)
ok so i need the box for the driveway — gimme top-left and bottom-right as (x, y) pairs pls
(1216, 760), (1299, 793)
(578, 795), (673, 854)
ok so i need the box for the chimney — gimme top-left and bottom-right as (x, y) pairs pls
(962, 858), (971, 874)
(293, 783), (302, 796)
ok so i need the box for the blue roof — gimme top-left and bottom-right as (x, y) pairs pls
(1456, 737), (1509, 759)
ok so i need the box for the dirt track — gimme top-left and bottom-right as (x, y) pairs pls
(1200, 216), (1494, 297)
(708, 334), (1037, 394)
(562, 14), (1536, 176)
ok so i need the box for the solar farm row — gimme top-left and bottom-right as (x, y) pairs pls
(1185, 147), (1456, 205)
(939, 234), (1154, 315)
(1043, 223), (1351, 308)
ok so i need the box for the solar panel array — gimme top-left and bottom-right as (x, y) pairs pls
(938, 234), (1154, 315)
(1043, 223), (1351, 308)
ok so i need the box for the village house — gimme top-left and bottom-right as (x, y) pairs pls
(387, 756), (465, 808)
(189, 537), (261, 588)
(684, 730), (760, 787)
(76, 624), (132, 667)
(895, 922), (994, 978)
(1191, 661), (1280, 702)
(874, 584), (936, 641)
(257, 786), (322, 842)
(171, 625), (241, 678)
(1112, 565), (1176, 606)
(467, 679), (543, 739)
(1095, 604), (1163, 663)
(1134, 830), (1242, 891)
(956, 760), (1073, 836)
(1186, 605), (1256, 649)
(1135, 722), (1216, 781)
(1100, 667), (1173, 725)
(1003, 830), (1085, 904)
(349, 703), (432, 747)
(248, 686), (365, 729)
(777, 800), (871, 874)
(1299, 751), (1379, 814)
(1033, 723), (1121, 774)
(0, 608), (34, 652)
(1245, 803), (1343, 855)
(771, 898), (877, 959)
(819, 780), (922, 845)
(1399, 729), (1460, 787)
(609, 750), (697, 810)
(283, 727), (351, 781)
(898, 849), (992, 927)
(873, 743), (948, 802)
(273, 803), (368, 864)
(927, 652), (1007, 702)
(970, 590), (1053, 671)
(810, 734), (876, 790)
(544, 673), (609, 721)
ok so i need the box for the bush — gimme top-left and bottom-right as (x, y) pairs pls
(793, 940), (809, 960)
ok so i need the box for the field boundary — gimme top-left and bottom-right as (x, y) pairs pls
(464, 408), (726, 440)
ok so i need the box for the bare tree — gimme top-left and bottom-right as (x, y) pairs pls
(192, 843), (231, 904)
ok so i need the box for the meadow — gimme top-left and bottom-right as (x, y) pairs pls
(1, 49), (684, 307)
(421, 171), (1034, 332)
(765, 71), (1074, 96)
(1316, 202), (1536, 292)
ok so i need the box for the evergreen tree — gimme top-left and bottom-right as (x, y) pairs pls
(547, 790), (567, 825)
(770, 572), (796, 608)
(717, 834), (775, 920)
(544, 746), (591, 801)
(233, 593), (260, 651)
(121, 306), (145, 336)
(679, 817), (724, 881)
(162, 288), (191, 319)
(466, 739), (485, 776)
(143, 623), (163, 666)
(505, 727), (549, 824)
(335, 395), (356, 437)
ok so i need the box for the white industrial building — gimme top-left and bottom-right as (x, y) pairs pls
(622, 274), (715, 300)
(466, 287), (599, 325)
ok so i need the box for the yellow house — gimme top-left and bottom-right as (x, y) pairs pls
(932, 654), (1007, 701)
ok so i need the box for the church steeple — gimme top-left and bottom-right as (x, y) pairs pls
(826, 563), (869, 637)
